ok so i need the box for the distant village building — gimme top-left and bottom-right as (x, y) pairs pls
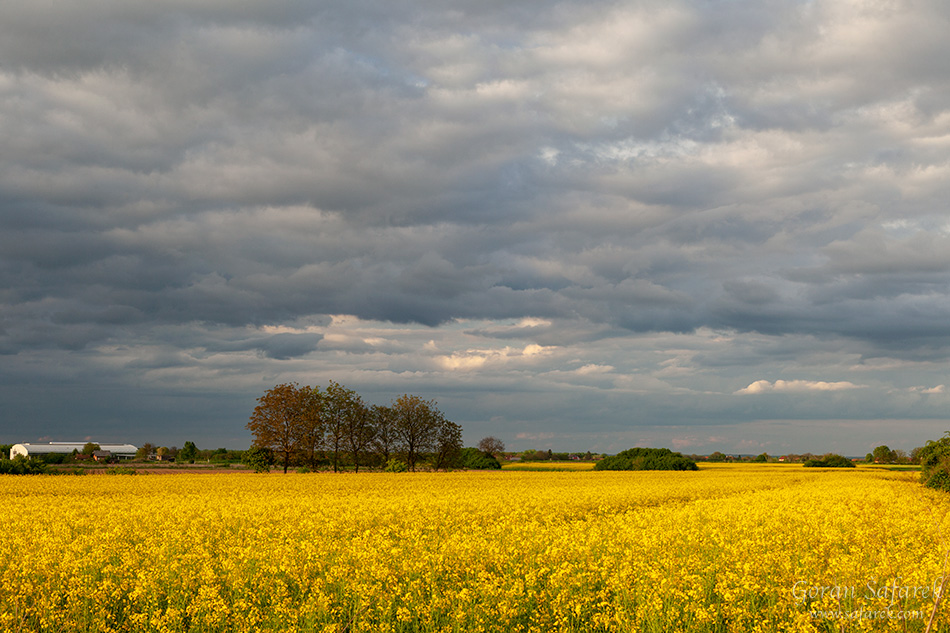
(9, 442), (138, 460)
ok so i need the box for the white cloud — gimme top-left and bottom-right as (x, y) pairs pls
(734, 380), (865, 395)
(908, 385), (946, 394)
(573, 364), (614, 375)
(436, 344), (555, 371)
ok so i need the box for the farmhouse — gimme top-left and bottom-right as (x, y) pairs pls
(9, 442), (138, 460)
(92, 450), (113, 462)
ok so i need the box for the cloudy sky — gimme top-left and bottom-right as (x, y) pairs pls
(3, 0), (949, 455)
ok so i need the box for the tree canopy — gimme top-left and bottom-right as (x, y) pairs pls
(178, 441), (198, 464)
(478, 436), (505, 457)
(872, 445), (896, 464)
(248, 382), (307, 473)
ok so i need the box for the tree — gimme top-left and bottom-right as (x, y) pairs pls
(334, 385), (374, 473)
(135, 443), (155, 460)
(82, 442), (100, 456)
(432, 419), (463, 471)
(179, 441), (198, 464)
(247, 382), (305, 474)
(478, 436), (505, 458)
(371, 404), (399, 464)
(297, 385), (326, 469)
(872, 445), (896, 464)
(392, 394), (443, 472)
(753, 452), (769, 463)
(323, 381), (356, 473)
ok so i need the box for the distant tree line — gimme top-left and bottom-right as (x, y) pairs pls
(688, 446), (928, 465)
(803, 454), (855, 468)
(132, 443), (247, 464)
(513, 449), (596, 462)
(246, 382), (469, 473)
(863, 445), (917, 464)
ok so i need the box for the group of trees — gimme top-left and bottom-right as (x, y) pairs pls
(594, 447), (698, 471)
(864, 445), (916, 464)
(803, 454), (855, 468)
(247, 382), (465, 473)
(133, 443), (245, 463)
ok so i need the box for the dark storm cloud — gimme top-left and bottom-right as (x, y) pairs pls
(3, 0), (950, 451)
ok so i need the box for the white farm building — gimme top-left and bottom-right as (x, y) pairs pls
(10, 442), (138, 460)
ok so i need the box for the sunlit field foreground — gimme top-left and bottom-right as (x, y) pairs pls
(3, 465), (950, 632)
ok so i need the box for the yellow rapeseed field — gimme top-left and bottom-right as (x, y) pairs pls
(2, 465), (949, 632)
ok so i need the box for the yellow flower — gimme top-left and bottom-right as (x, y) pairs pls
(1, 465), (948, 631)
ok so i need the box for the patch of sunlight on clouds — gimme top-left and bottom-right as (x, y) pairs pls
(734, 379), (865, 395)
(437, 344), (555, 371)
(908, 384), (945, 394)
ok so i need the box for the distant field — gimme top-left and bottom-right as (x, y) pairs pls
(2, 464), (948, 632)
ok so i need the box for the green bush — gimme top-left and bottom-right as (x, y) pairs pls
(925, 466), (950, 492)
(594, 447), (698, 471)
(36, 452), (68, 464)
(384, 459), (408, 473)
(0, 456), (49, 475)
(242, 446), (276, 473)
(803, 454), (855, 468)
(919, 433), (950, 492)
(459, 447), (501, 470)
